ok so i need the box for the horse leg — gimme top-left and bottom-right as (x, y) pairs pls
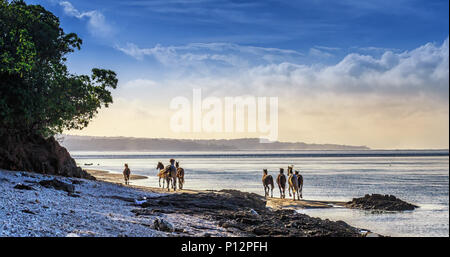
(178, 177), (183, 189)
(271, 186), (273, 198)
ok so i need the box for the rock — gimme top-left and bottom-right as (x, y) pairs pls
(39, 178), (75, 193)
(14, 183), (35, 190)
(71, 179), (84, 185)
(21, 209), (36, 215)
(67, 192), (80, 197)
(0, 134), (95, 180)
(153, 218), (174, 232)
(136, 190), (363, 237)
(346, 194), (418, 211)
(253, 227), (270, 235)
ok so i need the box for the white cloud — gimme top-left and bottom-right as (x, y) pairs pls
(309, 48), (334, 58)
(116, 37), (449, 102)
(248, 37), (449, 99)
(59, 1), (112, 37)
(115, 42), (303, 67)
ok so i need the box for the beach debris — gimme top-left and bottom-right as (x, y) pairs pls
(39, 178), (75, 193)
(153, 218), (174, 232)
(249, 209), (259, 216)
(14, 183), (35, 190)
(134, 199), (147, 205)
(346, 194), (418, 211)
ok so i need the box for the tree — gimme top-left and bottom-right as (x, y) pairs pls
(0, 0), (117, 138)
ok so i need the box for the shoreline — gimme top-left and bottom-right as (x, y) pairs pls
(0, 168), (378, 237)
(85, 169), (350, 209)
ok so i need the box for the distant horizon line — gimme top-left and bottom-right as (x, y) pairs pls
(60, 134), (449, 151)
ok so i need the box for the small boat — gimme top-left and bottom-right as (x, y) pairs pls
(84, 163), (94, 166)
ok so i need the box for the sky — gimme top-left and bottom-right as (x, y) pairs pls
(26, 0), (449, 149)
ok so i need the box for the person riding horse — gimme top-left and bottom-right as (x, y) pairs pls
(165, 159), (177, 191)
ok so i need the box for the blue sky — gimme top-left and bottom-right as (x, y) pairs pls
(25, 0), (449, 148)
(30, 0), (448, 78)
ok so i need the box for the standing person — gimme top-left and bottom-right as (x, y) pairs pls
(169, 159), (177, 190)
(123, 163), (131, 185)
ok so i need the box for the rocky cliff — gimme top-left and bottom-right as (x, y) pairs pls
(0, 134), (94, 179)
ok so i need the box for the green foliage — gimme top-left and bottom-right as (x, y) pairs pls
(0, 0), (117, 137)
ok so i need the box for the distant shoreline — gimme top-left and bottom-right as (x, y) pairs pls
(72, 149), (449, 159)
(60, 134), (371, 151)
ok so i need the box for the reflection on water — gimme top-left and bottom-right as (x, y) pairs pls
(73, 150), (449, 237)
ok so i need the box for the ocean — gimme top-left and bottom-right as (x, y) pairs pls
(72, 150), (449, 237)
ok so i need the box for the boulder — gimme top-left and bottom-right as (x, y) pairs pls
(39, 178), (75, 193)
(346, 194), (418, 211)
(153, 218), (174, 232)
(14, 183), (35, 190)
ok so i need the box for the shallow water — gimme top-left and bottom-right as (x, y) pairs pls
(73, 150), (449, 237)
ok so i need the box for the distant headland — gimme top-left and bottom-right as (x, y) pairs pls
(59, 135), (370, 151)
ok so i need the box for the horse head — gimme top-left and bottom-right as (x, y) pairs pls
(156, 162), (164, 170)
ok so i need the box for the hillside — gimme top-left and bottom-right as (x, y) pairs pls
(59, 135), (370, 151)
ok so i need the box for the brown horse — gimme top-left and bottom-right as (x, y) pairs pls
(156, 162), (167, 188)
(276, 168), (286, 199)
(262, 169), (274, 198)
(175, 161), (185, 190)
(287, 166), (300, 201)
(295, 170), (303, 199)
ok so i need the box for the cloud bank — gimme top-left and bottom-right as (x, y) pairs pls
(117, 37), (449, 101)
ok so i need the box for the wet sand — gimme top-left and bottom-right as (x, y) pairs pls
(86, 169), (348, 209)
(85, 169), (147, 183)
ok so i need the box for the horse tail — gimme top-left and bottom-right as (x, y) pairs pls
(269, 176), (274, 189)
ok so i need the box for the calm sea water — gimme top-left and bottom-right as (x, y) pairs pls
(72, 150), (449, 237)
